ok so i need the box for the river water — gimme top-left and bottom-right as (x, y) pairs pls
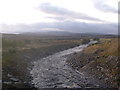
(30, 41), (104, 88)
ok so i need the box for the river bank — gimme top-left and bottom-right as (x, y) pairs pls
(66, 38), (119, 88)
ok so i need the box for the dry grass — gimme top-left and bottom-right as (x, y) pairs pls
(82, 38), (119, 87)
(84, 38), (118, 56)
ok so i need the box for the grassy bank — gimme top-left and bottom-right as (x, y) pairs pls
(67, 38), (119, 88)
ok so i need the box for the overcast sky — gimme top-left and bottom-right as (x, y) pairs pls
(0, 0), (119, 34)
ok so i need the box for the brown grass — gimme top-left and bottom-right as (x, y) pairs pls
(84, 38), (118, 56)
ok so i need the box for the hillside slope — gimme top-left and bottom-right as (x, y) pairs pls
(67, 38), (119, 88)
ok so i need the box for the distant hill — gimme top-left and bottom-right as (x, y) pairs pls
(21, 31), (73, 36)
(2, 31), (117, 38)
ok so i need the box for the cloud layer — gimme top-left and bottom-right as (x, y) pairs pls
(1, 21), (117, 34)
(0, 0), (118, 34)
(94, 1), (118, 14)
(38, 3), (103, 22)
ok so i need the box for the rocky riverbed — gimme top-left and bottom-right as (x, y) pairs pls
(30, 41), (109, 88)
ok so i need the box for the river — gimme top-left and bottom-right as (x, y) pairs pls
(30, 41), (106, 88)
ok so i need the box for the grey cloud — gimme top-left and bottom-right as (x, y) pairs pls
(94, 2), (118, 13)
(1, 21), (117, 34)
(1, 23), (33, 33)
(38, 3), (103, 22)
(46, 16), (66, 21)
(54, 21), (117, 34)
